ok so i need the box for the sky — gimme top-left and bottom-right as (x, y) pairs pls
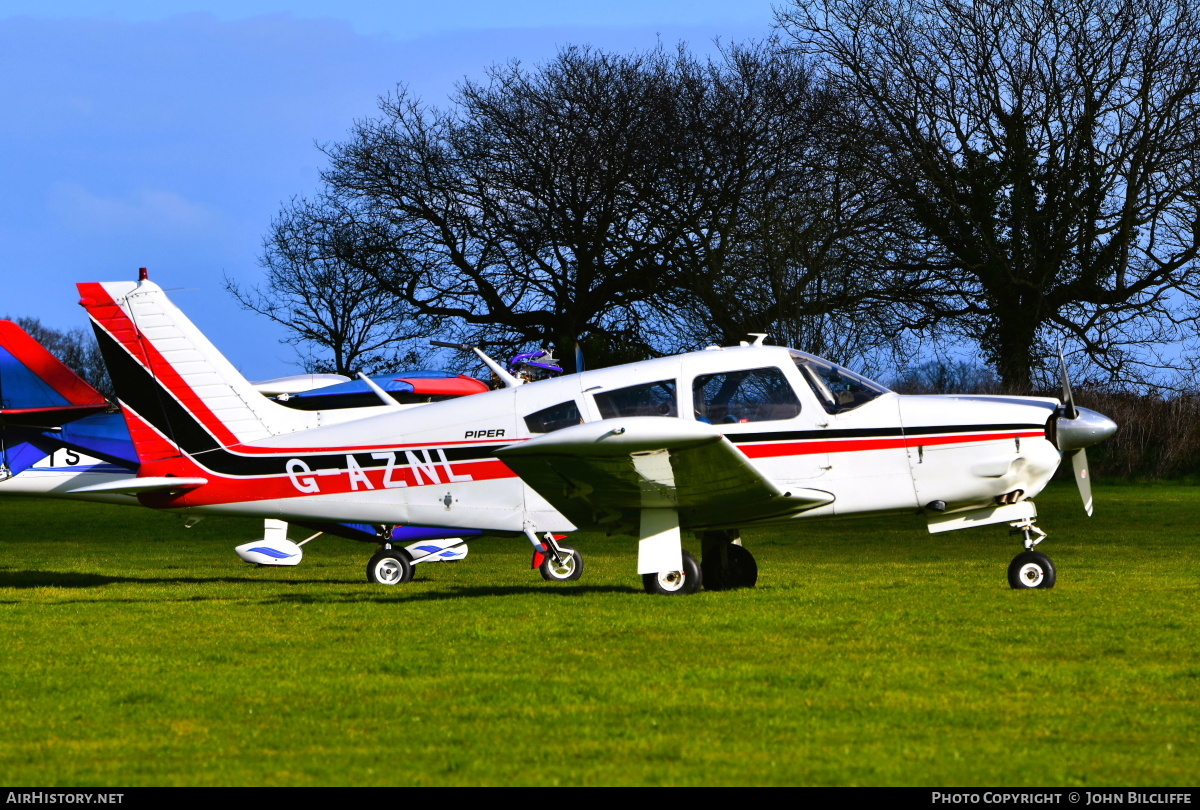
(0, 1), (780, 378)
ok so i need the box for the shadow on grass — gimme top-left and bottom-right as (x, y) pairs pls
(258, 583), (643, 605)
(0, 569), (646, 603)
(0, 569), (353, 589)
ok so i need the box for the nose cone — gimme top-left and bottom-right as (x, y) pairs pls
(1055, 406), (1118, 452)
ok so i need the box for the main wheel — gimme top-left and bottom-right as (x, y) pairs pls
(701, 544), (758, 591)
(1007, 550), (1056, 589)
(539, 545), (584, 581)
(367, 550), (414, 585)
(642, 549), (703, 595)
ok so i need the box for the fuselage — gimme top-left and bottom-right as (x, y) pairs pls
(135, 345), (1064, 535)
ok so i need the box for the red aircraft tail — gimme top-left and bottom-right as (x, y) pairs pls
(77, 278), (320, 464)
(0, 320), (108, 428)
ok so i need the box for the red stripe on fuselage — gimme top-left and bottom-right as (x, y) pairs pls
(738, 430), (1045, 459)
(137, 455), (519, 509)
(114, 401), (522, 509)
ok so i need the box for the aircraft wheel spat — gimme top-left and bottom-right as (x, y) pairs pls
(1007, 550), (1057, 589)
(643, 549), (703, 595)
(235, 538), (303, 566)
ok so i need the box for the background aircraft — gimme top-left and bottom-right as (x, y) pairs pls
(0, 319), (487, 571)
(73, 276), (1116, 594)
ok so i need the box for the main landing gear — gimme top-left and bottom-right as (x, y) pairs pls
(699, 530), (758, 592)
(643, 550), (703, 595)
(1007, 518), (1056, 589)
(367, 544), (414, 585)
(642, 532), (761, 596)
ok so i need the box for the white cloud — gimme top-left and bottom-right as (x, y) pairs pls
(48, 182), (220, 235)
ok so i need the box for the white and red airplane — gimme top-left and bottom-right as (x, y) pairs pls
(71, 276), (1117, 594)
(0, 317), (485, 568)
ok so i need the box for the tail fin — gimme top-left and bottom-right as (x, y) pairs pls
(77, 279), (318, 462)
(0, 320), (108, 427)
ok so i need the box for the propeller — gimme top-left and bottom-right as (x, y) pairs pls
(1053, 345), (1116, 516)
(1057, 344), (1078, 421)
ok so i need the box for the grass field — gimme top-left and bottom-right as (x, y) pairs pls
(0, 482), (1198, 786)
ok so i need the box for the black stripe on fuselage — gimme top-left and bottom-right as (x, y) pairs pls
(92, 324), (222, 456)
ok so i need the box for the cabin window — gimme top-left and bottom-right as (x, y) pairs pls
(791, 352), (888, 414)
(692, 367), (802, 424)
(593, 380), (678, 418)
(524, 400), (583, 434)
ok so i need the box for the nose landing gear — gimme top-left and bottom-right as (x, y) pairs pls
(1007, 517), (1055, 589)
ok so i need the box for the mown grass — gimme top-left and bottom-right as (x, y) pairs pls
(0, 482), (1197, 786)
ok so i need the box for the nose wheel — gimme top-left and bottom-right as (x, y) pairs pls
(1007, 517), (1055, 589)
(1008, 550), (1056, 589)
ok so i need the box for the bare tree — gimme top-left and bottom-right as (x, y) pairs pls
(229, 203), (435, 376)
(655, 41), (937, 370)
(779, 0), (1200, 391)
(261, 43), (924, 373)
(291, 46), (699, 372)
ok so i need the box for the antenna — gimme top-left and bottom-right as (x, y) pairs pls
(357, 372), (403, 409)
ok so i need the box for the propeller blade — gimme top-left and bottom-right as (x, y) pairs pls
(1071, 448), (1093, 516)
(1058, 343), (1078, 419)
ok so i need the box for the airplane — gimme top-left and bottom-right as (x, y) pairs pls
(71, 275), (1117, 594)
(0, 318), (486, 570)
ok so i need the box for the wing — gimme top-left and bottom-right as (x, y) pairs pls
(495, 417), (833, 533)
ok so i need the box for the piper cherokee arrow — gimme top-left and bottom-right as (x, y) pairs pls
(72, 276), (1116, 594)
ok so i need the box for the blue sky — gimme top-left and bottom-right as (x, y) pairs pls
(0, 2), (779, 378)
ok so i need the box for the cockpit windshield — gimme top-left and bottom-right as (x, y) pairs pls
(790, 351), (889, 414)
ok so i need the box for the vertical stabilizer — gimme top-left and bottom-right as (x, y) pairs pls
(77, 279), (319, 461)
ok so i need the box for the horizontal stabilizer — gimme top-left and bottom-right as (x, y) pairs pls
(50, 412), (140, 469)
(67, 476), (208, 495)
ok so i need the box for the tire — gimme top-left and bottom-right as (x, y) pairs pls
(701, 544), (758, 591)
(539, 545), (584, 581)
(1007, 550), (1056, 589)
(367, 550), (414, 585)
(642, 549), (703, 595)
